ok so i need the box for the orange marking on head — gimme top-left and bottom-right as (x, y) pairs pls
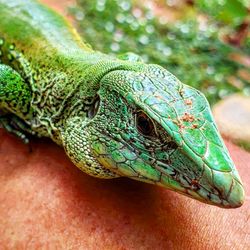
(181, 113), (195, 122)
(185, 99), (193, 105)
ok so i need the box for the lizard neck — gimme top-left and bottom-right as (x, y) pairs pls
(0, 0), (145, 145)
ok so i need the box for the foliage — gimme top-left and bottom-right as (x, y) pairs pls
(195, 0), (249, 26)
(70, 0), (250, 105)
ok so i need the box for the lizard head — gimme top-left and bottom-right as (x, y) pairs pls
(63, 64), (244, 208)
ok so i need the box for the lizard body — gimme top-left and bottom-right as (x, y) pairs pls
(0, 0), (245, 207)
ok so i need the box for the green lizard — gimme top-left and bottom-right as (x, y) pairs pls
(0, 0), (245, 208)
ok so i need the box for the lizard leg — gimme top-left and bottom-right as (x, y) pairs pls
(0, 64), (33, 142)
(0, 64), (32, 118)
(0, 114), (32, 143)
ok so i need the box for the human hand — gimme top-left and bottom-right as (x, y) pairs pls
(0, 130), (249, 249)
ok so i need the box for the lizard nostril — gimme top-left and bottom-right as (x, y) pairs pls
(190, 179), (200, 191)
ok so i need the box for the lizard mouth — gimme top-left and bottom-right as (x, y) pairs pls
(128, 155), (245, 208)
(155, 160), (245, 208)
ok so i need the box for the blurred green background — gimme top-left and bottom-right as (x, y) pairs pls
(70, 0), (250, 105)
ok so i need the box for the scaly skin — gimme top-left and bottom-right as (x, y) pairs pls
(0, 0), (245, 208)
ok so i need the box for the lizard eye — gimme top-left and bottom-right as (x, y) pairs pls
(136, 111), (155, 136)
(87, 95), (100, 119)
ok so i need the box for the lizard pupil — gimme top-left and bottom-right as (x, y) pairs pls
(136, 111), (154, 136)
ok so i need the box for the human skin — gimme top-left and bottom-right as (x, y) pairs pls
(0, 130), (249, 249)
(0, 1), (249, 249)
